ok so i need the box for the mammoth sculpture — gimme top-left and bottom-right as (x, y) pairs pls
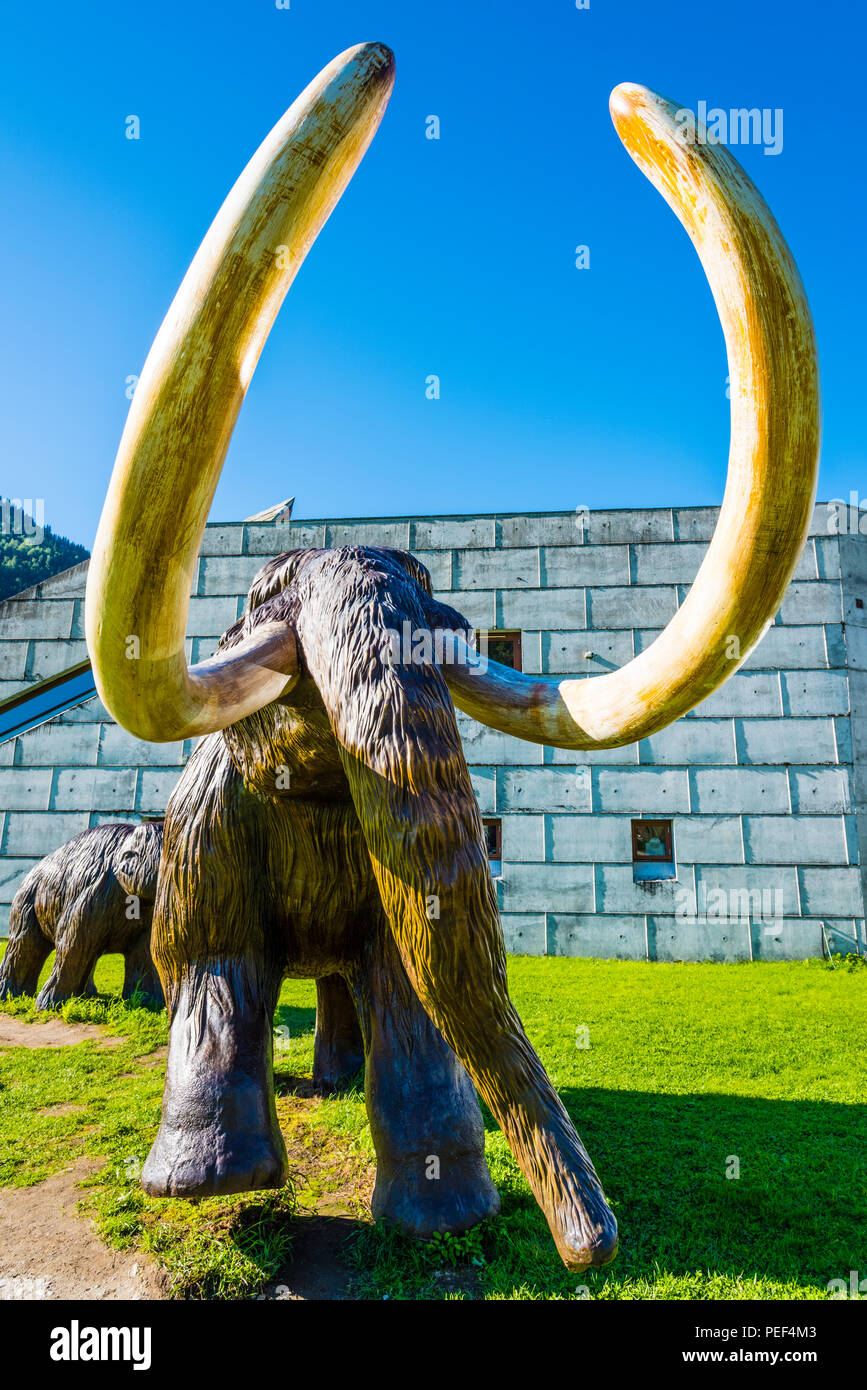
(83, 44), (819, 1270)
(0, 821), (164, 1010)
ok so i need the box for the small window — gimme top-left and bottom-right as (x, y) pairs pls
(483, 817), (502, 879)
(475, 630), (522, 671)
(632, 818), (676, 882)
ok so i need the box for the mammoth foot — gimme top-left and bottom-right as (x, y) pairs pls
(372, 1155), (501, 1240)
(142, 1122), (286, 1199)
(142, 958), (287, 1199)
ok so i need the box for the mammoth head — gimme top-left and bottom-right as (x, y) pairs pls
(84, 42), (820, 752)
(114, 821), (163, 902)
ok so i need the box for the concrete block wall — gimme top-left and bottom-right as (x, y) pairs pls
(1, 506), (865, 961)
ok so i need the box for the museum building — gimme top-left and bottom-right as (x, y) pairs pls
(1, 503), (865, 962)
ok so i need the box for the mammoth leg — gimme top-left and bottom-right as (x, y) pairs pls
(36, 906), (104, 1010)
(0, 895), (51, 1000)
(353, 937), (500, 1239)
(142, 737), (287, 1198)
(312, 974), (364, 1094)
(122, 930), (164, 1006)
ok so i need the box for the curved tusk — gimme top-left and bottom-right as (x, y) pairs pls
(85, 42), (395, 743)
(445, 83), (821, 749)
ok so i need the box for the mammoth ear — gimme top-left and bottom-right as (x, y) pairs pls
(301, 587), (617, 1270)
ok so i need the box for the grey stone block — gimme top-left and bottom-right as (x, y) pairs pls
(0, 769), (51, 810)
(0, 599), (74, 640)
(500, 913), (546, 954)
(98, 726), (186, 766)
(588, 586), (677, 630)
(671, 507), (719, 541)
(846, 624), (867, 671)
(457, 717), (545, 766)
(689, 767), (790, 813)
(690, 672), (782, 719)
(200, 524), (244, 556)
(469, 767), (496, 812)
(585, 510), (673, 545)
(499, 588), (586, 629)
(781, 670), (850, 716)
(0, 903), (9, 936)
(543, 629), (634, 675)
(814, 537), (841, 580)
(413, 517), (495, 550)
(0, 642), (27, 680)
(245, 521), (325, 554)
(198, 555), (268, 596)
(548, 814), (631, 862)
(498, 767), (590, 812)
(547, 914), (646, 959)
(551, 739), (639, 766)
(639, 719), (736, 765)
(520, 631), (542, 674)
(673, 815), (743, 864)
(0, 858), (40, 903)
(592, 767), (690, 813)
(137, 769), (182, 813)
(778, 582), (841, 625)
(647, 916), (750, 962)
(186, 596), (240, 637)
(497, 514), (580, 548)
(435, 590), (495, 627)
(36, 563), (89, 598)
(14, 722), (100, 766)
(798, 867), (864, 917)
(694, 865), (800, 917)
(52, 768), (137, 813)
(4, 811), (90, 857)
(743, 815), (848, 865)
(500, 814), (545, 861)
(735, 718), (837, 764)
(736, 625), (830, 671)
(632, 542), (708, 585)
(596, 864), (695, 915)
(326, 519), (411, 549)
(28, 641), (90, 681)
(750, 918), (822, 960)
(542, 546), (629, 588)
(454, 548), (539, 591)
(788, 767), (853, 813)
(413, 550), (452, 590)
(498, 862), (594, 912)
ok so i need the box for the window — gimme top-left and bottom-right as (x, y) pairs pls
(475, 630), (522, 671)
(0, 661), (97, 745)
(483, 817), (502, 879)
(631, 818), (676, 882)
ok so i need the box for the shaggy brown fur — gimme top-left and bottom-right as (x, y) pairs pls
(0, 822), (164, 1009)
(145, 547), (616, 1266)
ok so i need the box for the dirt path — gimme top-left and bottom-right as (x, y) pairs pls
(0, 1159), (166, 1301)
(0, 1015), (124, 1049)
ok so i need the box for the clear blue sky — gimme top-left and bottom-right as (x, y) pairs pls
(1, 0), (863, 547)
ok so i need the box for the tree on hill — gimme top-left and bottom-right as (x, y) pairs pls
(0, 498), (90, 601)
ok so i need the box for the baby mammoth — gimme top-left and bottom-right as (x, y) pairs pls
(0, 821), (164, 1010)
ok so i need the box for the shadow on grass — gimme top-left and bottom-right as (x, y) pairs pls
(474, 1085), (866, 1297)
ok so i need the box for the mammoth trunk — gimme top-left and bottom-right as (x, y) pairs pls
(299, 552), (618, 1270)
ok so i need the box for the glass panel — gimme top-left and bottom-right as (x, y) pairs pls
(0, 663), (97, 744)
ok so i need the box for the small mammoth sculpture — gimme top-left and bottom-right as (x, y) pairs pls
(0, 821), (164, 1010)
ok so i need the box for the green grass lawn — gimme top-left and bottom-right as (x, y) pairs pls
(1, 942), (865, 1299)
